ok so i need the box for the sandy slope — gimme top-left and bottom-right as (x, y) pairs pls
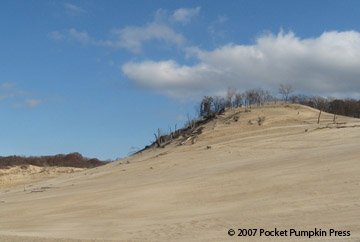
(0, 104), (359, 242)
(0, 165), (84, 189)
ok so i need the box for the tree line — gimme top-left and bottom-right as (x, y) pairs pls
(141, 84), (359, 152)
(198, 87), (278, 119)
(198, 85), (360, 120)
(0, 152), (107, 168)
(289, 94), (360, 118)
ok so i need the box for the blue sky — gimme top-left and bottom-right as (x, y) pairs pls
(1, 0), (360, 160)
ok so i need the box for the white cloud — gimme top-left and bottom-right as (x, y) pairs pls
(103, 23), (185, 53)
(122, 31), (360, 99)
(154, 8), (169, 23)
(64, 3), (86, 14)
(48, 29), (91, 45)
(0, 93), (12, 101)
(0, 82), (16, 101)
(48, 31), (65, 40)
(0, 82), (45, 107)
(50, 23), (185, 53)
(208, 15), (228, 39)
(50, 7), (200, 53)
(27, 99), (42, 108)
(1, 82), (15, 90)
(13, 99), (43, 108)
(68, 28), (90, 44)
(217, 15), (228, 23)
(172, 7), (200, 24)
(122, 60), (223, 99)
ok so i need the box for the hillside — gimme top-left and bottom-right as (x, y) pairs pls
(0, 103), (359, 241)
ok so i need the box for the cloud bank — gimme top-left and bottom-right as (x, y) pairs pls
(50, 24), (185, 53)
(50, 7), (202, 53)
(122, 31), (360, 99)
(102, 23), (185, 53)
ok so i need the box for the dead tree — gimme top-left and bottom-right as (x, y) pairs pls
(200, 96), (214, 118)
(226, 87), (236, 108)
(154, 129), (160, 147)
(311, 96), (329, 124)
(213, 96), (226, 114)
(279, 84), (294, 103)
(234, 93), (243, 107)
(186, 113), (197, 131)
(317, 110), (322, 124)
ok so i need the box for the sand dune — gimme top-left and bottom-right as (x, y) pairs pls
(0, 165), (84, 190)
(0, 103), (359, 241)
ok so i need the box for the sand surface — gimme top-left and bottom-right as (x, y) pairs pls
(0, 104), (359, 241)
(0, 165), (84, 189)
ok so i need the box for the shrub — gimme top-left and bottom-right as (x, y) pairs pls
(257, 116), (266, 126)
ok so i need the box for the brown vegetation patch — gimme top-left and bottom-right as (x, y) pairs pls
(0, 152), (107, 169)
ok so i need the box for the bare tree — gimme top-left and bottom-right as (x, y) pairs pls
(185, 113), (197, 131)
(279, 84), (294, 102)
(329, 99), (345, 122)
(226, 87), (236, 108)
(310, 96), (329, 124)
(213, 96), (226, 114)
(293, 94), (308, 105)
(154, 128), (162, 147)
(253, 88), (265, 106)
(289, 95), (297, 103)
(245, 89), (258, 108)
(234, 93), (243, 107)
(200, 96), (214, 118)
(311, 96), (329, 111)
(264, 90), (275, 103)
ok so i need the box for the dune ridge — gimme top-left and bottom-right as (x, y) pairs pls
(0, 103), (359, 241)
